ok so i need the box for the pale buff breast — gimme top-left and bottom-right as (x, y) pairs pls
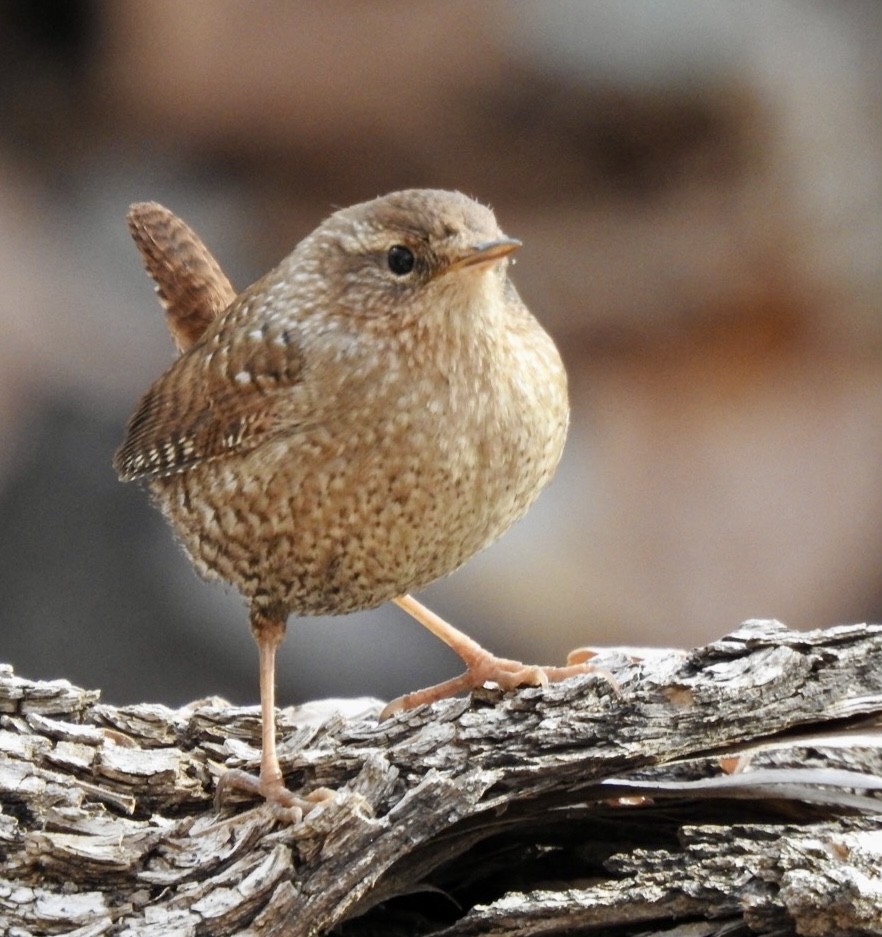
(150, 309), (568, 616)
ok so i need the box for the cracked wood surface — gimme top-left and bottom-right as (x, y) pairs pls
(2, 620), (882, 936)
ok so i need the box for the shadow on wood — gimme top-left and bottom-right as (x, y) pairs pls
(2, 620), (882, 935)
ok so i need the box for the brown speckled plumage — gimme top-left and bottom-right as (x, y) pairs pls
(116, 190), (576, 815)
(126, 201), (236, 353)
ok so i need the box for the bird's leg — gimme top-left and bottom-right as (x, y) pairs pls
(214, 607), (333, 820)
(252, 610), (289, 795)
(380, 594), (616, 718)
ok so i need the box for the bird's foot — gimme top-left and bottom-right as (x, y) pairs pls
(214, 768), (335, 823)
(380, 648), (619, 720)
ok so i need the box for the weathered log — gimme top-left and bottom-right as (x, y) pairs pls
(2, 620), (882, 936)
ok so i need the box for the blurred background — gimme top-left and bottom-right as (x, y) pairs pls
(0, 0), (880, 707)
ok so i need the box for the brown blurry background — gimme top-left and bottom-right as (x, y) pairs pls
(0, 1), (880, 707)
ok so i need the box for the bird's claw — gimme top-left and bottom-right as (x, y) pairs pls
(215, 768), (334, 822)
(380, 650), (619, 720)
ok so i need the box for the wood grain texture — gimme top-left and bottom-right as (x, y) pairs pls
(2, 620), (882, 935)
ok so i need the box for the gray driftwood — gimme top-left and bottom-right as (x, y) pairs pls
(3, 620), (882, 936)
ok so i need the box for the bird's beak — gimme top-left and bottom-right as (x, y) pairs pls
(444, 237), (522, 274)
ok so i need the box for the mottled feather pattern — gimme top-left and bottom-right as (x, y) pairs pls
(127, 202), (236, 353)
(116, 189), (569, 614)
(114, 191), (581, 805)
(114, 324), (307, 480)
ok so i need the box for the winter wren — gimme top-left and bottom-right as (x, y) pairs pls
(116, 190), (590, 816)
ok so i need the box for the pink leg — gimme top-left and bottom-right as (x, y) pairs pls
(381, 594), (616, 718)
(215, 609), (332, 820)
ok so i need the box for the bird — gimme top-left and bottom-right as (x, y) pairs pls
(116, 189), (593, 817)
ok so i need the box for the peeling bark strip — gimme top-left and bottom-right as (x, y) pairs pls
(2, 620), (882, 935)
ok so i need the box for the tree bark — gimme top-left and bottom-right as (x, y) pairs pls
(2, 620), (882, 936)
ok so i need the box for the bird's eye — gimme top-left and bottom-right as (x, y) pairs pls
(387, 245), (415, 276)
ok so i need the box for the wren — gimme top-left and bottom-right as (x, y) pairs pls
(116, 190), (591, 816)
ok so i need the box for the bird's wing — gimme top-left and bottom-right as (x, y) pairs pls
(113, 307), (309, 481)
(127, 202), (237, 353)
